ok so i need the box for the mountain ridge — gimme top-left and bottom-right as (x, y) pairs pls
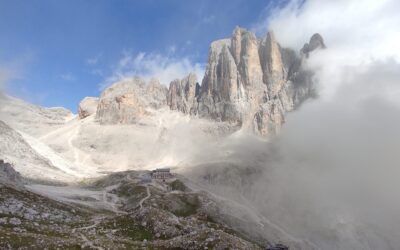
(0, 26), (325, 250)
(77, 27), (325, 137)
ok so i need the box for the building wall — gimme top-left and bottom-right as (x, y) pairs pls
(152, 172), (172, 179)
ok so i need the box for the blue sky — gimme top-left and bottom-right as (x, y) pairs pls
(0, 0), (283, 112)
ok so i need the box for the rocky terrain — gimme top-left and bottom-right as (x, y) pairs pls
(0, 160), (23, 187)
(79, 27), (324, 137)
(0, 26), (325, 249)
(0, 120), (81, 183)
(167, 73), (200, 115)
(167, 27), (325, 136)
(1, 160), (292, 249)
(78, 97), (99, 119)
(0, 93), (73, 137)
(1, 0), (398, 247)
(95, 77), (167, 124)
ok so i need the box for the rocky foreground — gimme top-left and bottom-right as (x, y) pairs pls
(0, 162), (289, 250)
(0, 26), (325, 250)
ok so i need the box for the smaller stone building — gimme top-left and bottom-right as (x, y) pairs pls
(151, 168), (172, 181)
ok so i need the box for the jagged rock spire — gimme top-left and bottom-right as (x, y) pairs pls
(301, 33), (326, 57)
(167, 72), (199, 115)
(260, 31), (286, 96)
(165, 27), (322, 136)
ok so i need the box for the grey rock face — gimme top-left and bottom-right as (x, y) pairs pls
(167, 73), (199, 115)
(0, 159), (23, 186)
(197, 27), (288, 135)
(253, 99), (285, 136)
(78, 97), (98, 119)
(233, 27), (264, 88)
(196, 37), (248, 123)
(96, 77), (168, 124)
(259, 31), (286, 96)
(0, 120), (64, 181)
(167, 27), (324, 136)
(301, 33), (326, 58)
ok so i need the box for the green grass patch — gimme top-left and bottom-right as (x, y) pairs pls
(116, 184), (146, 198)
(171, 194), (200, 217)
(170, 180), (187, 192)
(100, 215), (154, 241)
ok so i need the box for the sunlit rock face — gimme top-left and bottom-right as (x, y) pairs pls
(166, 27), (324, 136)
(96, 77), (168, 124)
(93, 26), (324, 136)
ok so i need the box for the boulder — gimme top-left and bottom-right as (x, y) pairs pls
(0, 159), (23, 186)
(78, 97), (98, 119)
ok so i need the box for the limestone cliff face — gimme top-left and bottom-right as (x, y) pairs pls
(196, 27), (292, 136)
(196, 38), (247, 123)
(233, 28), (264, 88)
(91, 26), (323, 136)
(167, 27), (324, 136)
(95, 77), (167, 124)
(167, 73), (199, 115)
(259, 31), (286, 96)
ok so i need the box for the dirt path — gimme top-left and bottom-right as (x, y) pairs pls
(19, 131), (84, 179)
(138, 185), (151, 209)
(102, 184), (127, 214)
(39, 116), (97, 178)
(79, 233), (104, 250)
(72, 216), (106, 233)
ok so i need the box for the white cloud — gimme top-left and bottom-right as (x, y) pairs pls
(260, 0), (400, 102)
(0, 64), (25, 97)
(0, 68), (14, 91)
(60, 73), (75, 81)
(167, 45), (177, 54)
(202, 15), (215, 24)
(267, 0), (400, 58)
(86, 54), (101, 65)
(90, 69), (103, 77)
(191, 1), (400, 248)
(0, 53), (34, 107)
(101, 51), (205, 89)
(250, 1), (277, 36)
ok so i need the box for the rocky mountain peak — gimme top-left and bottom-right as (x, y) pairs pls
(260, 30), (286, 95)
(166, 27), (322, 136)
(301, 33), (326, 57)
(231, 26), (243, 64)
(309, 33), (326, 49)
(95, 77), (167, 124)
(74, 27), (322, 137)
(167, 73), (199, 114)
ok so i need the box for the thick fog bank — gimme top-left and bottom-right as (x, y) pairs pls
(181, 61), (400, 249)
(182, 0), (400, 248)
